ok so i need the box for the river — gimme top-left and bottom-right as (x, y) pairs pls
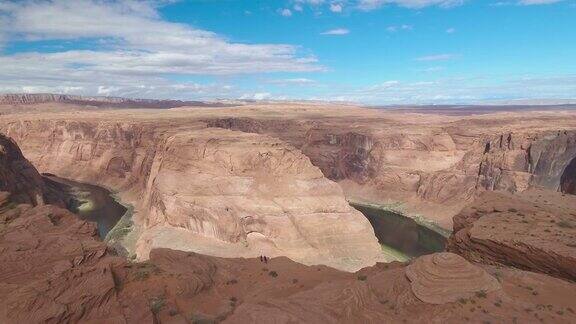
(350, 202), (447, 260)
(42, 174), (446, 260)
(44, 175), (127, 238)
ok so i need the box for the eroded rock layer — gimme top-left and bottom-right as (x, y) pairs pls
(406, 252), (501, 304)
(448, 189), (576, 281)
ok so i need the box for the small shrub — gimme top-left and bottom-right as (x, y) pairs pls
(190, 313), (216, 324)
(150, 296), (165, 314)
(557, 220), (575, 229)
(357, 275), (367, 281)
(475, 290), (487, 298)
(269, 271), (278, 278)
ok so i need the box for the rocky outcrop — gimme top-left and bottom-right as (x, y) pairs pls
(0, 133), (63, 206)
(405, 252), (501, 304)
(448, 189), (576, 281)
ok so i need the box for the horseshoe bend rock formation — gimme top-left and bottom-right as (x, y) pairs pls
(0, 119), (386, 271)
(135, 128), (387, 271)
(448, 189), (576, 281)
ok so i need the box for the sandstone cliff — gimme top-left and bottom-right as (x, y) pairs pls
(477, 130), (576, 194)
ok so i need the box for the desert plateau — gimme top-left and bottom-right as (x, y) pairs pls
(0, 94), (575, 323)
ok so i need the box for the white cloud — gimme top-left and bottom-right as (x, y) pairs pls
(518, 0), (564, 5)
(320, 28), (350, 35)
(240, 92), (273, 100)
(358, 0), (464, 10)
(420, 66), (445, 72)
(0, 0), (322, 98)
(268, 78), (317, 86)
(330, 3), (344, 12)
(446, 27), (456, 33)
(311, 74), (576, 104)
(415, 54), (458, 61)
(279, 8), (293, 16)
(386, 24), (413, 32)
(296, 0), (327, 5)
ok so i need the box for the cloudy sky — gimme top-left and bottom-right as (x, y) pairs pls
(0, 0), (574, 104)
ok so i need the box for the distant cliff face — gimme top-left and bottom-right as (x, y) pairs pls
(477, 131), (576, 194)
(207, 117), (576, 210)
(0, 93), (230, 109)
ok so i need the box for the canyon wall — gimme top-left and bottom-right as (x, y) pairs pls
(0, 119), (386, 271)
(207, 117), (576, 225)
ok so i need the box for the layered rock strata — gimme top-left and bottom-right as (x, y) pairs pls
(448, 189), (576, 281)
(405, 252), (501, 304)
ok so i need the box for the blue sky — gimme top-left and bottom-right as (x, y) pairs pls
(0, 0), (575, 104)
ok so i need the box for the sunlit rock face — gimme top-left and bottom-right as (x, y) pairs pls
(477, 131), (576, 194)
(135, 128), (387, 271)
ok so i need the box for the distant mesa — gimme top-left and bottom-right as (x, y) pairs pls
(0, 93), (233, 109)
